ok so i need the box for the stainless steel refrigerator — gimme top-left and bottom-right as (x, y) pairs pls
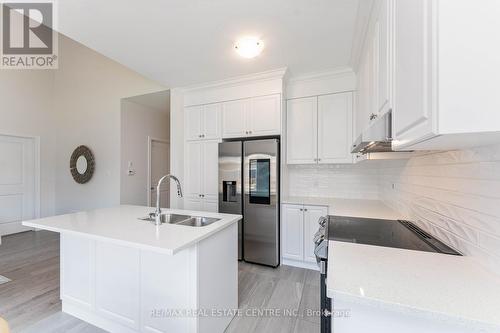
(218, 138), (280, 267)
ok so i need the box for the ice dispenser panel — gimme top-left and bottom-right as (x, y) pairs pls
(223, 181), (238, 202)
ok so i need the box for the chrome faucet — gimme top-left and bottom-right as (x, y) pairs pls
(152, 174), (183, 225)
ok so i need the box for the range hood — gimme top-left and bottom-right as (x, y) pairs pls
(352, 111), (393, 154)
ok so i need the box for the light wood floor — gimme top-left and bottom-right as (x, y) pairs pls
(0, 231), (320, 333)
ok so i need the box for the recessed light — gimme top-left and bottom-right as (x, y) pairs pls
(234, 37), (264, 59)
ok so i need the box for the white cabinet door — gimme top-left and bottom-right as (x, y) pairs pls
(248, 94), (281, 136)
(203, 103), (221, 140)
(303, 205), (328, 263)
(203, 200), (218, 213)
(392, 0), (434, 145)
(222, 99), (248, 138)
(282, 204), (304, 261)
(185, 141), (202, 197)
(286, 97), (318, 164)
(185, 105), (203, 140)
(184, 196), (203, 211)
(95, 242), (140, 329)
(202, 140), (219, 201)
(375, 0), (391, 115)
(356, 56), (368, 138)
(317, 93), (353, 164)
(61, 234), (92, 309)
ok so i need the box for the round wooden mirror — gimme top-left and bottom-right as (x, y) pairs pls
(70, 145), (95, 184)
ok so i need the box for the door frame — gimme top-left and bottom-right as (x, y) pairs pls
(0, 132), (41, 220)
(147, 136), (170, 207)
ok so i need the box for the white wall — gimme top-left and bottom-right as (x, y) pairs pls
(53, 35), (165, 214)
(379, 144), (500, 275)
(287, 164), (379, 200)
(0, 70), (56, 218)
(120, 99), (169, 205)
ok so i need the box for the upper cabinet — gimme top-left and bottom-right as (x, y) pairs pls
(286, 97), (318, 164)
(355, 0), (392, 139)
(185, 103), (221, 141)
(287, 92), (353, 165)
(248, 94), (282, 136)
(317, 93), (353, 164)
(392, 0), (435, 147)
(221, 100), (247, 138)
(356, 0), (500, 150)
(222, 94), (281, 138)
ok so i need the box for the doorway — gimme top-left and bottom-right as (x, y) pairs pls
(0, 134), (39, 236)
(148, 138), (170, 208)
(119, 90), (170, 207)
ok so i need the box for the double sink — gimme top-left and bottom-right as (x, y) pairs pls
(139, 213), (220, 227)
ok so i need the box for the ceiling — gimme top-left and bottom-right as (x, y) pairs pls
(56, 0), (360, 88)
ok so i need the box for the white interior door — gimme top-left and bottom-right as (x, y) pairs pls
(0, 135), (36, 236)
(150, 139), (170, 208)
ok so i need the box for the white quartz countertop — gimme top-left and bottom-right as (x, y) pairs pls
(23, 205), (241, 255)
(328, 240), (500, 331)
(282, 196), (401, 220)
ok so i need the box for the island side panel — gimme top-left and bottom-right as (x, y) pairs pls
(140, 246), (196, 333)
(196, 222), (238, 333)
(94, 241), (140, 330)
(60, 233), (198, 333)
(60, 234), (93, 309)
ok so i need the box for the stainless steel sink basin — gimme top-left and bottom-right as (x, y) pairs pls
(176, 216), (220, 227)
(139, 213), (220, 227)
(139, 213), (191, 224)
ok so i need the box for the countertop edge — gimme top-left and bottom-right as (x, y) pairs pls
(23, 211), (241, 255)
(327, 289), (500, 332)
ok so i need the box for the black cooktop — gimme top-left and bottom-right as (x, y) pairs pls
(327, 216), (461, 255)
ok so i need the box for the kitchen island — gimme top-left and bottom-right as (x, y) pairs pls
(23, 205), (242, 333)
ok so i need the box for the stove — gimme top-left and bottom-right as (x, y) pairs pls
(313, 215), (461, 333)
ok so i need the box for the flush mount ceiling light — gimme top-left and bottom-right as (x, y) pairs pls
(234, 37), (264, 59)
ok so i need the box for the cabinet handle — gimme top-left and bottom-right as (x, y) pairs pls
(304, 208), (308, 212)
(299, 208), (303, 211)
(318, 158), (321, 162)
(202, 134), (205, 138)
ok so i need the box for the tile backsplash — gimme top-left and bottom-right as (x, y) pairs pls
(285, 143), (500, 274)
(379, 144), (500, 275)
(287, 164), (380, 200)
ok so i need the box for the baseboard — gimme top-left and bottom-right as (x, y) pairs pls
(63, 301), (137, 333)
(282, 258), (319, 271)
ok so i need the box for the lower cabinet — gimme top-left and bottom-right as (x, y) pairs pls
(282, 204), (328, 268)
(184, 140), (219, 212)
